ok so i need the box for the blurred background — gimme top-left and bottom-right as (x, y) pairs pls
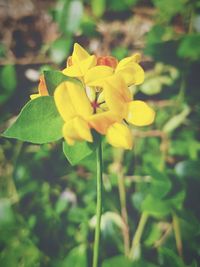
(0, 0), (200, 266)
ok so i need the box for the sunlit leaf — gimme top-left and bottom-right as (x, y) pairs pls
(3, 96), (63, 144)
(63, 133), (100, 165)
(60, 245), (87, 267)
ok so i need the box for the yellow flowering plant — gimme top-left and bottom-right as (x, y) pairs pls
(3, 43), (155, 267)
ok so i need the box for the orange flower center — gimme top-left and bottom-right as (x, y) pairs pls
(97, 56), (118, 69)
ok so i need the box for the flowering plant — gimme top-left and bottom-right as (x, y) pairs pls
(3, 43), (155, 267)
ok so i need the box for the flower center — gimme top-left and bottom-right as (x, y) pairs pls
(91, 101), (100, 112)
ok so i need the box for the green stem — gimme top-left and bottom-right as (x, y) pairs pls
(172, 213), (183, 258)
(129, 212), (148, 260)
(118, 170), (130, 256)
(92, 141), (103, 267)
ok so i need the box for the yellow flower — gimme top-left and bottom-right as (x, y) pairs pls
(54, 80), (121, 146)
(54, 81), (93, 145)
(62, 43), (144, 89)
(30, 75), (49, 99)
(54, 43), (155, 150)
(103, 74), (155, 126)
(84, 53), (144, 87)
(62, 43), (96, 78)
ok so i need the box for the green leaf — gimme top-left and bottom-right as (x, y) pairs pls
(91, 0), (106, 18)
(102, 255), (133, 267)
(169, 191), (185, 211)
(49, 37), (72, 64)
(175, 160), (200, 179)
(3, 96), (63, 144)
(43, 70), (81, 95)
(144, 223), (162, 246)
(66, 0), (83, 33)
(147, 166), (171, 199)
(141, 195), (171, 218)
(178, 34), (200, 61)
(159, 247), (185, 267)
(163, 105), (190, 133)
(60, 245), (87, 267)
(63, 134), (100, 166)
(0, 65), (17, 104)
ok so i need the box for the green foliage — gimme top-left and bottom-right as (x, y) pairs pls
(0, 65), (17, 104)
(63, 138), (98, 166)
(49, 37), (72, 64)
(178, 34), (200, 61)
(58, 245), (87, 267)
(3, 97), (63, 144)
(1, 0), (200, 266)
(91, 0), (106, 18)
(102, 255), (132, 267)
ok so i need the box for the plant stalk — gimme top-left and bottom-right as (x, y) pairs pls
(92, 141), (103, 267)
(172, 213), (183, 258)
(118, 168), (130, 256)
(129, 212), (148, 260)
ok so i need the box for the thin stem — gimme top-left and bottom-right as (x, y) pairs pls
(129, 212), (148, 260)
(92, 141), (103, 267)
(172, 213), (183, 259)
(118, 168), (130, 256)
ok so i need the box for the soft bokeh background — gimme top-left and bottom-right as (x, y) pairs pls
(0, 0), (200, 266)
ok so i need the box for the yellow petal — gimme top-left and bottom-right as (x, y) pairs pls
(131, 53), (141, 63)
(72, 43), (90, 63)
(116, 63), (144, 86)
(63, 117), (93, 144)
(54, 82), (76, 122)
(105, 74), (132, 102)
(106, 123), (133, 150)
(126, 100), (155, 126)
(89, 111), (120, 134)
(103, 75), (130, 118)
(79, 55), (97, 75)
(84, 66), (113, 86)
(63, 55), (96, 77)
(117, 54), (142, 69)
(62, 65), (82, 77)
(67, 81), (93, 119)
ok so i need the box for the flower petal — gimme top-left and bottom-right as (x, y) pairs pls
(103, 75), (130, 118)
(84, 66), (113, 86)
(106, 123), (133, 150)
(63, 117), (93, 144)
(105, 74), (132, 102)
(117, 54), (141, 69)
(67, 81), (93, 119)
(62, 65), (82, 77)
(54, 82), (76, 122)
(89, 111), (120, 134)
(131, 53), (141, 63)
(126, 100), (155, 126)
(79, 55), (97, 75)
(116, 63), (144, 86)
(72, 43), (90, 63)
